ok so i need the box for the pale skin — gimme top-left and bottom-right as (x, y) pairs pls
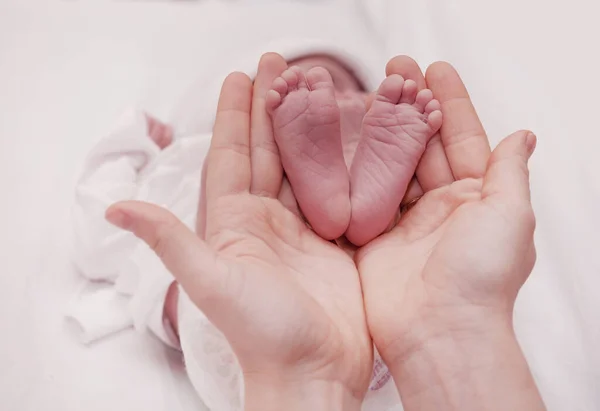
(361, 57), (544, 410)
(265, 65), (443, 244)
(106, 53), (545, 410)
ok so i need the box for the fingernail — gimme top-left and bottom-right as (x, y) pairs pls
(525, 132), (537, 158)
(106, 209), (132, 230)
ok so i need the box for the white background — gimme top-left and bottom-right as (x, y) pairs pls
(1, 1), (599, 410)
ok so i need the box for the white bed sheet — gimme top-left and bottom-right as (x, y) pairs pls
(1, 1), (599, 410)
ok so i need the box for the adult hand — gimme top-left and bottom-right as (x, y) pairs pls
(106, 54), (372, 411)
(358, 57), (545, 410)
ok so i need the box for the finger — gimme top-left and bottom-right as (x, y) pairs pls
(399, 178), (482, 238)
(482, 130), (536, 203)
(196, 159), (208, 239)
(525, 242), (537, 277)
(106, 201), (229, 309)
(416, 133), (455, 191)
(206, 72), (253, 206)
(426, 62), (491, 180)
(250, 53), (288, 197)
(386, 55), (454, 191)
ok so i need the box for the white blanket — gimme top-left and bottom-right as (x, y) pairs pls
(1, 0), (599, 410)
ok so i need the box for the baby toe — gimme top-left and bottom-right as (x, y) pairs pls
(306, 67), (335, 91)
(272, 77), (289, 95)
(288, 66), (308, 90)
(424, 98), (441, 114)
(375, 74), (405, 104)
(265, 90), (282, 112)
(426, 110), (443, 132)
(281, 67), (301, 90)
(415, 89), (434, 112)
(399, 79), (418, 104)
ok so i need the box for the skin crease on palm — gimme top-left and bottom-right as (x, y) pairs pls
(106, 53), (545, 410)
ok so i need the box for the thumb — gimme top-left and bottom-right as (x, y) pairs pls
(105, 200), (229, 311)
(482, 130), (536, 202)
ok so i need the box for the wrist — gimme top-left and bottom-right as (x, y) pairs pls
(243, 373), (362, 411)
(382, 307), (545, 411)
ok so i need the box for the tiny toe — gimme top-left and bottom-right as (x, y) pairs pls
(415, 89), (434, 111)
(289, 66), (308, 90)
(399, 79), (418, 104)
(265, 90), (282, 112)
(424, 99), (441, 114)
(375, 74), (405, 103)
(272, 77), (288, 95)
(306, 67), (335, 91)
(281, 68), (300, 90)
(426, 110), (443, 132)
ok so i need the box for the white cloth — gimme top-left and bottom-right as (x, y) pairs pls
(68, 108), (210, 349)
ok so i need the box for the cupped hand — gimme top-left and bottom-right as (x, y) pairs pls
(359, 129), (536, 359)
(106, 54), (372, 410)
(356, 58), (543, 409)
(359, 58), (536, 356)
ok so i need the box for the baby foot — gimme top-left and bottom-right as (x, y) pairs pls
(145, 114), (174, 150)
(346, 75), (442, 246)
(267, 66), (350, 240)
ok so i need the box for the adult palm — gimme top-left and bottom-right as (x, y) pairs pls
(357, 59), (537, 367)
(358, 139), (535, 361)
(106, 62), (372, 403)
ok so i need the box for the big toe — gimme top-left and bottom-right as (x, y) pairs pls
(375, 74), (405, 104)
(306, 66), (335, 91)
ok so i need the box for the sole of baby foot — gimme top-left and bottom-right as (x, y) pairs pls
(346, 74), (442, 246)
(267, 66), (351, 240)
